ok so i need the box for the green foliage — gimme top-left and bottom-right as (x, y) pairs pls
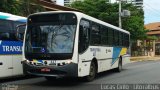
(17, 0), (45, 16)
(147, 36), (158, 40)
(71, 0), (146, 40)
(0, 0), (45, 17)
(0, 0), (20, 15)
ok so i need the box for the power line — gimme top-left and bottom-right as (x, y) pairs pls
(144, 2), (160, 16)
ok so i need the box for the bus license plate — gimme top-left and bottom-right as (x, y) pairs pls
(41, 68), (51, 72)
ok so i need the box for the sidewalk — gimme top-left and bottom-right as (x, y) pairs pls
(130, 56), (160, 61)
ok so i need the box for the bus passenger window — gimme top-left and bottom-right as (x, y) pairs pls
(91, 23), (100, 45)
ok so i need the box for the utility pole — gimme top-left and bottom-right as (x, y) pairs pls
(119, 0), (122, 28)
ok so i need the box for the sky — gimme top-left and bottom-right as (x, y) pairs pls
(144, 0), (160, 24)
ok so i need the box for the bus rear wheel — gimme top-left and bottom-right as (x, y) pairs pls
(116, 57), (122, 72)
(85, 62), (96, 82)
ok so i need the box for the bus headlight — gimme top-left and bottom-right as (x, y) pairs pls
(67, 60), (72, 64)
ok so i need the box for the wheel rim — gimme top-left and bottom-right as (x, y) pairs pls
(90, 64), (95, 76)
(89, 63), (96, 79)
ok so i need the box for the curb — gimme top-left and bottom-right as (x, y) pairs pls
(130, 57), (160, 62)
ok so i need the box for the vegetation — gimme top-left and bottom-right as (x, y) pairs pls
(0, 0), (45, 17)
(70, 0), (147, 40)
(17, 0), (45, 16)
(0, 0), (20, 15)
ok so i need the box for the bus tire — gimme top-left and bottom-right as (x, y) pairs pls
(85, 61), (96, 82)
(45, 76), (57, 81)
(116, 57), (122, 72)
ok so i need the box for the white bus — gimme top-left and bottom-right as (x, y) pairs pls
(22, 11), (130, 81)
(0, 12), (26, 78)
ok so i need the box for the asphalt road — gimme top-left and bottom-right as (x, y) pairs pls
(1, 60), (160, 90)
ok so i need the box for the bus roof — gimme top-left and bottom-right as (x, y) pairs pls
(0, 12), (27, 22)
(28, 11), (130, 34)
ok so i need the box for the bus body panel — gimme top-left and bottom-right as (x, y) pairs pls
(12, 55), (23, 76)
(76, 13), (130, 77)
(0, 12), (26, 78)
(0, 41), (24, 78)
(78, 46), (129, 77)
(0, 55), (12, 78)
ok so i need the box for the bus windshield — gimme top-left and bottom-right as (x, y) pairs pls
(25, 13), (77, 60)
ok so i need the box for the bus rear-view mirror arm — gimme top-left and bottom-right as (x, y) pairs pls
(16, 24), (26, 41)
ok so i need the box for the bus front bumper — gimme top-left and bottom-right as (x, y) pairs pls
(22, 61), (78, 77)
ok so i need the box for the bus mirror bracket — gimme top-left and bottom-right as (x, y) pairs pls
(16, 24), (26, 41)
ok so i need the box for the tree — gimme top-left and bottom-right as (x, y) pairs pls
(17, 0), (45, 16)
(0, 0), (20, 15)
(70, 0), (147, 40)
(0, 0), (45, 17)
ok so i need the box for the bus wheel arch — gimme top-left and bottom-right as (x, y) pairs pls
(84, 58), (98, 82)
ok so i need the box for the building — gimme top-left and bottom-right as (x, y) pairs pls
(64, 0), (84, 5)
(131, 0), (143, 8)
(122, 0), (143, 8)
(145, 22), (160, 55)
(51, 0), (84, 6)
(51, 0), (64, 6)
(107, 0), (143, 8)
(37, 0), (80, 11)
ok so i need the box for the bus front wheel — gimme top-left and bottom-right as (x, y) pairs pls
(85, 62), (96, 82)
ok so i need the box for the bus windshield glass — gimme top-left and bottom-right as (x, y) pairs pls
(25, 13), (77, 60)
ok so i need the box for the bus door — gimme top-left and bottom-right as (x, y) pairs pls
(78, 20), (90, 58)
(78, 20), (90, 76)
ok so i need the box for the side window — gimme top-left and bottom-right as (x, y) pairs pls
(114, 30), (119, 46)
(122, 33), (125, 46)
(0, 19), (12, 40)
(101, 26), (108, 45)
(91, 22), (101, 45)
(79, 19), (90, 53)
(108, 28), (113, 45)
(124, 34), (129, 47)
(127, 34), (130, 47)
(119, 32), (122, 46)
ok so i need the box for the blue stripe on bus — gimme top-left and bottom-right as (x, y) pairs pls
(38, 60), (43, 63)
(0, 41), (23, 54)
(112, 47), (122, 65)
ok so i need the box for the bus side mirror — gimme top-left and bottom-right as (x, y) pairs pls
(16, 24), (26, 41)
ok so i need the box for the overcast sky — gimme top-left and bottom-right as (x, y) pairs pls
(144, 0), (160, 24)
